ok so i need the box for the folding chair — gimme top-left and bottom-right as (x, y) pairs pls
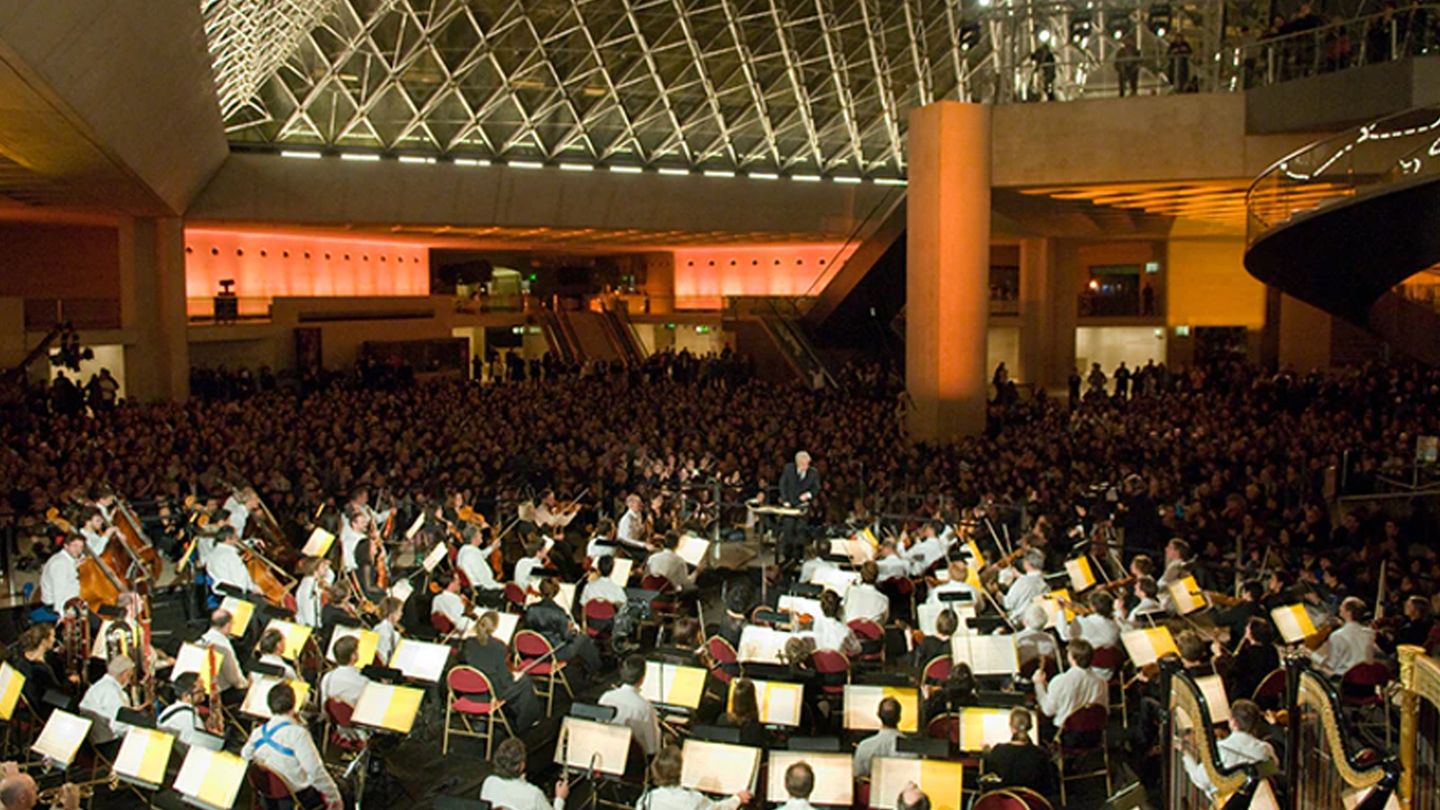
(443, 666), (513, 757)
(1053, 703), (1110, 805)
(513, 630), (573, 716)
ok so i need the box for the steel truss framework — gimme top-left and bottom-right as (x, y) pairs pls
(204, 0), (1221, 176)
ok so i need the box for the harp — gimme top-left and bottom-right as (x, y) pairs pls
(1286, 657), (1398, 810)
(1399, 645), (1440, 810)
(1164, 661), (1265, 809)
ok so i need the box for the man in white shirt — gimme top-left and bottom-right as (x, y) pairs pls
(1015, 605), (1061, 673)
(581, 556), (628, 608)
(1157, 538), (1192, 593)
(455, 530), (502, 592)
(206, 527), (257, 598)
(586, 518), (619, 561)
(843, 562), (890, 623)
(320, 636), (371, 707)
(513, 538), (549, 593)
(777, 761), (818, 810)
(222, 488), (257, 538)
(78, 657), (135, 746)
(616, 495), (648, 550)
(899, 524), (945, 576)
(1034, 639), (1107, 728)
(374, 597), (404, 665)
(256, 628), (298, 680)
(481, 738), (568, 810)
(798, 540), (838, 585)
(534, 490), (579, 530)
(1118, 576), (1165, 629)
(598, 655), (661, 756)
(925, 560), (978, 607)
(646, 533), (696, 592)
(200, 609), (249, 697)
(1312, 596), (1380, 677)
(338, 510), (369, 574)
(853, 697), (905, 778)
(294, 558), (329, 628)
(1182, 699), (1277, 798)
(1003, 550), (1049, 625)
(1059, 592), (1122, 679)
(78, 509), (118, 558)
(637, 745), (749, 810)
(873, 541), (909, 583)
(159, 672), (207, 748)
(348, 488), (393, 535)
(430, 573), (474, 636)
(40, 537), (85, 613)
(241, 682), (342, 810)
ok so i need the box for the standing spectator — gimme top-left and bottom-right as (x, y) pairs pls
(1116, 38), (1141, 96)
(1168, 33), (1194, 91)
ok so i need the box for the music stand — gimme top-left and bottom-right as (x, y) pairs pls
(949, 634), (1020, 678)
(1121, 627), (1179, 668)
(787, 736), (842, 752)
(249, 662), (285, 678)
(869, 756), (963, 810)
(789, 583), (824, 598)
(171, 643), (218, 692)
(113, 726), (175, 790)
(607, 558), (633, 586)
(1195, 674), (1232, 724)
(0, 662), (25, 721)
(737, 626), (794, 665)
(328, 625), (381, 667)
(568, 703), (617, 722)
(690, 725), (741, 744)
(679, 739), (760, 795)
(555, 716), (630, 776)
(117, 707), (155, 730)
(218, 597), (256, 637)
(730, 678), (803, 727)
(32, 709), (91, 768)
(422, 543), (448, 573)
(764, 751), (852, 805)
(842, 685), (920, 733)
(1064, 556), (1099, 593)
(261, 620), (311, 661)
(172, 746), (246, 810)
(641, 661), (706, 711)
(352, 682), (425, 735)
(388, 639), (450, 683)
(1271, 603), (1319, 644)
(675, 535), (710, 567)
(241, 676), (312, 720)
(302, 527), (335, 558)
(955, 707), (1036, 752)
(1169, 576), (1209, 616)
(896, 736), (949, 758)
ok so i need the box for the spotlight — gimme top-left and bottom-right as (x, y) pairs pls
(1069, 12), (1092, 42)
(1148, 4), (1171, 36)
(1038, 28), (1053, 44)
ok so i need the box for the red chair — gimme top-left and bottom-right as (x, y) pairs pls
(1053, 704), (1110, 805)
(513, 630), (573, 716)
(810, 649), (851, 696)
(641, 575), (681, 620)
(443, 665), (513, 757)
(503, 582), (526, 612)
(1251, 667), (1287, 711)
(847, 618), (886, 666)
(926, 712), (960, 748)
(583, 599), (617, 641)
(1007, 786), (1054, 810)
(973, 791), (1030, 810)
(706, 635), (741, 683)
(921, 654), (952, 694)
(323, 698), (366, 756)
(1341, 661), (1392, 746)
(455, 569), (472, 590)
(1089, 645), (1127, 722)
(247, 761), (299, 810)
(431, 611), (455, 637)
(282, 592), (298, 616)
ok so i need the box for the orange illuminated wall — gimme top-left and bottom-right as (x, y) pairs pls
(671, 243), (856, 309)
(184, 229), (430, 307)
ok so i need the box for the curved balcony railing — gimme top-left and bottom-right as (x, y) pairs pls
(1246, 102), (1440, 247)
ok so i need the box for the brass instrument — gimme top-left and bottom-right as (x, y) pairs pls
(60, 598), (91, 686)
(36, 775), (117, 802)
(204, 646), (224, 735)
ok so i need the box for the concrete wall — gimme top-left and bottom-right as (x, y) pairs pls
(0, 222), (119, 298)
(1247, 56), (1440, 134)
(1165, 225), (1266, 330)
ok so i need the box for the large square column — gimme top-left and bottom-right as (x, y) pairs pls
(120, 217), (189, 402)
(906, 102), (991, 441)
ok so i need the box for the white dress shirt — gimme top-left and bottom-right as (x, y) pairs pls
(1035, 666), (1107, 727)
(875, 555), (909, 583)
(1004, 571), (1048, 624)
(514, 555), (545, 592)
(320, 665), (369, 707)
(646, 549), (693, 591)
(339, 523), (364, 573)
(581, 577), (628, 607)
(1060, 615), (1122, 678)
(242, 716), (342, 810)
(799, 557), (838, 585)
(1311, 621), (1380, 676)
(853, 727), (901, 778)
(900, 536), (945, 576)
(843, 583), (889, 623)
(259, 653), (298, 681)
(206, 543), (256, 596)
(431, 590), (473, 635)
(375, 619), (401, 665)
(586, 534), (617, 560)
(617, 509), (647, 547)
(295, 576), (323, 628)
(637, 786), (741, 810)
(1183, 730), (1276, 797)
(481, 775), (564, 810)
(777, 801), (817, 810)
(599, 683), (661, 755)
(158, 701), (204, 747)
(79, 674), (131, 743)
(80, 526), (111, 557)
(40, 550), (80, 611)
(1121, 597), (1165, 629)
(809, 616), (857, 654)
(222, 496), (250, 537)
(200, 628), (247, 692)
(456, 544), (502, 591)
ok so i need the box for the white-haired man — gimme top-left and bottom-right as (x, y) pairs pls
(778, 451), (821, 564)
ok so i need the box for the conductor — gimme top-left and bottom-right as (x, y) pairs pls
(778, 450), (821, 564)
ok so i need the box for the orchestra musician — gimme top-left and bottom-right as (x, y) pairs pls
(777, 451), (821, 564)
(352, 523), (388, 601)
(843, 561), (889, 623)
(513, 536), (549, 593)
(480, 738), (568, 810)
(431, 573), (475, 637)
(1016, 605), (1061, 674)
(586, 517), (619, 562)
(1002, 550), (1048, 624)
(14, 624), (65, 716)
(1310, 596), (1379, 677)
(524, 578), (603, 678)
(373, 596), (405, 664)
(853, 697), (905, 778)
(1116, 576), (1164, 629)
(347, 487), (393, 536)
(898, 522), (946, 576)
(598, 655), (662, 756)
(294, 558), (330, 629)
(924, 560), (977, 608)
(912, 608), (958, 668)
(645, 531), (697, 593)
(982, 707), (1058, 800)
(77, 657), (136, 753)
(159, 672), (208, 748)
(580, 556), (627, 608)
(1216, 617), (1281, 704)
(256, 628), (298, 680)
(776, 762), (818, 810)
(241, 682), (343, 810)
(462, 611), (541, 732)
(455, 528), (503, 593)
(206, 527), (258, 599)
(637, 745), (751, 810)
(221, 487), (259, 538)
(1157, 538), (1193, 595)
(77, 508), (119, 558)
(0, 763), (80, 810)
(1034, 639), (1106, 732)
(39, 536), (85, 618)
(338, 509), (370, 575)
(1181, 699), (1277, 799)
(533, 489), (581, 530)
(1058, 592), (1121, 679)
(199, 609), (250, 700)
(320, 637), (371, 743)
(616, 494), (649, 551)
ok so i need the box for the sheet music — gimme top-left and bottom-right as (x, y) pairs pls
(352, 683), (424, 733)
(957, 707), (1035, 751)
(676, 534), (710, 567)
(554, 716), (631, 776)
(171, 643), (217, 691)
(422, 543), (448, 573)
(765, 751), (853, 805)
(262, 620), (312, 661)
(388, 638), (451, 682)
(113, 727), (175, 787)
(173, 746), (246, 810)
(809, 567), (860, 595)
(777, 594), (823, 620)
(32, 710), (91, 766)
(1270, 604), (1318, 643)
(388, 579), (415, 604)
(608, 557), (634, 586)
(917, 603), (974, 637)
(241, 676), (312, 720)
(949, 634), (1020, 676)
(1169, 576), (1208, 616)
(737, 626), (794, 664)
(1065, 557), (1097, 592)
(739, 679), (803, 727)
(679, 739), (760, 795)
(641, 661), (707, 709)
(842, 685), (920, 733)
(301, 527), (335, 557)
(219, 598), (255, 637)
(0, 662), (24, 721)
(1195, 674), (1232, 724)
(405, 513), (426, 540)
(1120, 627), (1179, 668)
(492, 612), (519, 644)
(829, 538), (875, 565)
(870, 757), (964, 810)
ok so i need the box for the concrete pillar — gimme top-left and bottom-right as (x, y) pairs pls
(1018, 237), (1056, 390)
(120, 217), (189, 401)
(644, 253), (675, 314)
(906, 102), (990, 441)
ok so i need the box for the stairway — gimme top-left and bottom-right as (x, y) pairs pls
(1244, 103), (1440, 365)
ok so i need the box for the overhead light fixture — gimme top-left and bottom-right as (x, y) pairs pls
(508, 160), (544, 170)
(833, 176), (862, 184)
(340, 153), (381, 162)
(559, 163), (594, 172)
(453, 158), (491, 167)
(703, 169), (736, 178)
(658, 167), (691, 176)
(792, 174), (822, 182)
(609, 165), (644, 174)
(398, 155), (436, 164)
(748, 172), (780, 180)
(280, 150), (322, 160)
(874, 177), (907, 186)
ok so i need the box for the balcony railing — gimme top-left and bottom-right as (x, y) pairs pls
(23, 298), (121, 331)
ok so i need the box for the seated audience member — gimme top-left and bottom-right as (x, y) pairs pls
(462, 611), (542, 733)
(480, 737), (568, 810)
(982, 707), (1057, 799)
(599, 654), (662, 756)
(1182, 699), (1277, 797)
(524, 577), (603, 677)
(718, 678), (770, 747)
(853, 696), (906, 778)
(637, 745), (751, 810)
(1034, 639), (1106, 730)
(241, 683), (343, 810)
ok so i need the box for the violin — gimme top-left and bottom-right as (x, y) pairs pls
(1097, 574), (1139, 593)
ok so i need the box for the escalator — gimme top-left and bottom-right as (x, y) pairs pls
(601, 308), (646, 365)
(535, 309), (578, 365)
(803, 192), (909, 351)
(560, 309), (622, 364)
(1244, 103), (1440, 365)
